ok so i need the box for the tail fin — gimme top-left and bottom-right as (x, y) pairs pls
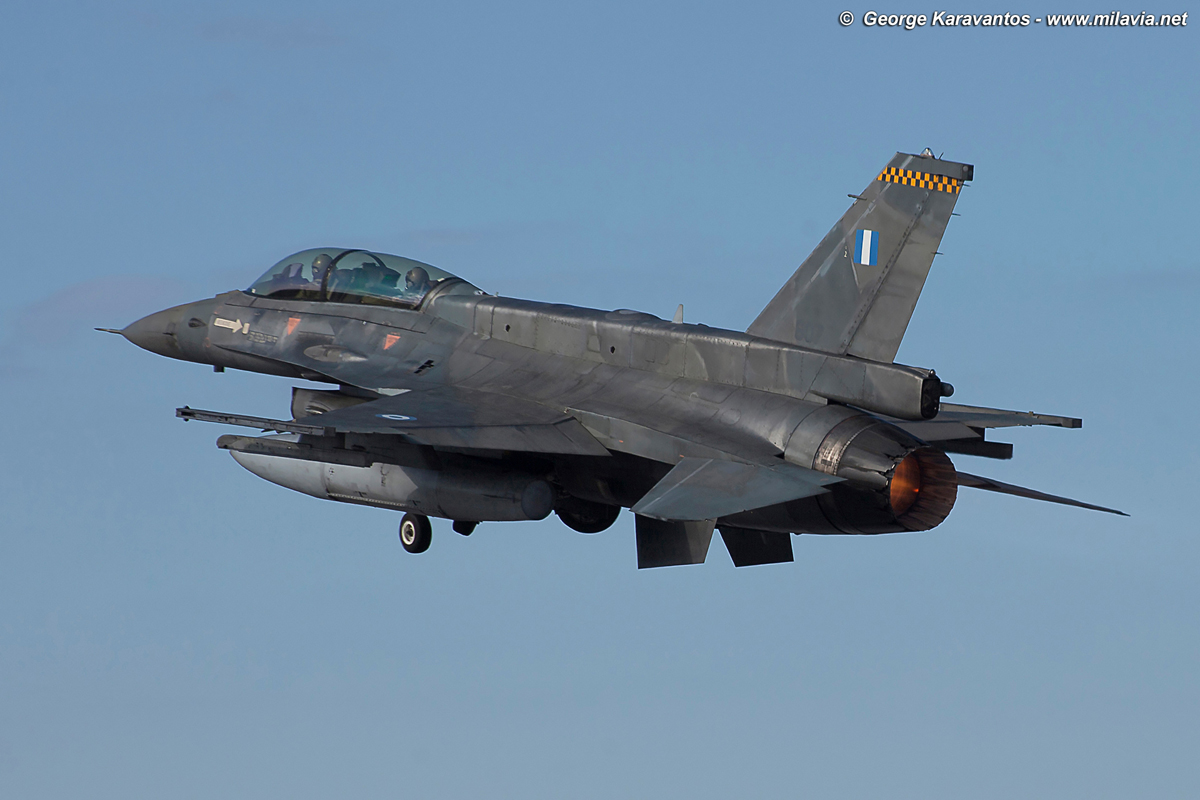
(747, 151), (972, 363)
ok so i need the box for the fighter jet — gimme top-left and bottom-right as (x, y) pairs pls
(103, 150), (1124, 568)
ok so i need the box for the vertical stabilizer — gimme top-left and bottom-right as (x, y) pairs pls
(747, 151), (972, 363)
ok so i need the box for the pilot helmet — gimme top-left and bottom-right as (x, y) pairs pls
(405, 267), (430, 291)
(311, 253), (333, 276)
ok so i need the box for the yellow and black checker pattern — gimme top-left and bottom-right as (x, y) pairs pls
(877, 167), (962, 194)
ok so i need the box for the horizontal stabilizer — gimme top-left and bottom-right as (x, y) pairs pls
(896, 403), (1085, 459)
(957, 471), (1127, 516)
(630, 457), (840, 521)
(635, 515), (715, 569)
(937, 403), (1081, 429)
(719, 527), (794, 567)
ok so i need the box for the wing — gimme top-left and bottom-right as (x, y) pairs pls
(957, 471), (1127, 516)
(178, 385), (610, 456)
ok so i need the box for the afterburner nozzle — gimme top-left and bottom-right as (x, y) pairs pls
(889, 454), (922, 515)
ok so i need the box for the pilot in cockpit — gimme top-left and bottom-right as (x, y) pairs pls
(404, 267), (432, 297)
(309, 253), (334, 288)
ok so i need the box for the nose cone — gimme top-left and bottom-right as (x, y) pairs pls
(118, 297), (219, 363)
(121, 305), (187, 358)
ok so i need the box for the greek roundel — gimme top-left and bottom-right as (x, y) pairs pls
(854, 229), (878, 266)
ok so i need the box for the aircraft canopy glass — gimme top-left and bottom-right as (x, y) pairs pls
(246, 248), (476, 309)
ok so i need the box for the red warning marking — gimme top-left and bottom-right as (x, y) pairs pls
(384, 333), (401, 350)
(286, 317), (300, 335)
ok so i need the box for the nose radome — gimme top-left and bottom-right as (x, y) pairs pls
(121, 305), (188, 358)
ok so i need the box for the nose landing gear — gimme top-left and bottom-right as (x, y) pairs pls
(399, 513), (432, 553)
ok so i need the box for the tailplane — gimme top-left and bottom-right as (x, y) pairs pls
(748, 150), (972, 363)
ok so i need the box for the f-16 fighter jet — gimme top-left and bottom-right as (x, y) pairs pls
(103, 150), (1124, 568)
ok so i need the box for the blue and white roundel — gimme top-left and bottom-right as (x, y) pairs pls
(377, 413), (415, 422)
(854, 229), (879, 266)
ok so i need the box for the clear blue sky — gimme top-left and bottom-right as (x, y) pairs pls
(2, 2), (1196, 797)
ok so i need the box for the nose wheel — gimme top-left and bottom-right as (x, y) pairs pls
(399, 513), (432, 553)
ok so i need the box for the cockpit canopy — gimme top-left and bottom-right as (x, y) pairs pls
(247, 248), (480, 309)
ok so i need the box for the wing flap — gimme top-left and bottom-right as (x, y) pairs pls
(630, 457), (840, 521)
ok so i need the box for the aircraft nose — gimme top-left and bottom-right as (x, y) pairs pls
(120, 305), (187, 358)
